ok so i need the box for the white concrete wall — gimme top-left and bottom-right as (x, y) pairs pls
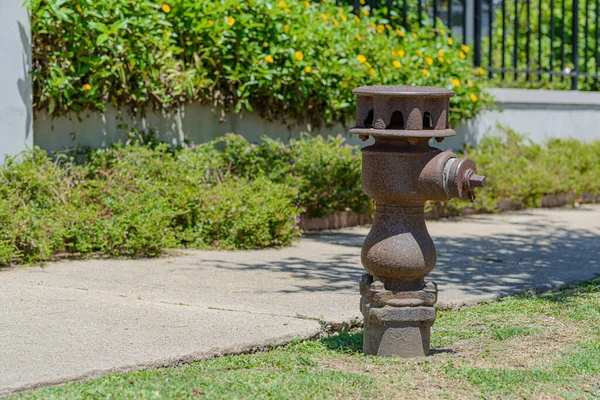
(34, 104), (367, 152)
(445, 88), (600, 150)
(33, 88), (600, 152)
(0, 0), (33, 161)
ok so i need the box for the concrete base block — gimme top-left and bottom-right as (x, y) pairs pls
(363, 319), (431, 357)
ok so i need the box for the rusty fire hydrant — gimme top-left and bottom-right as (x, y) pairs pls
(349, 85), (486, 357)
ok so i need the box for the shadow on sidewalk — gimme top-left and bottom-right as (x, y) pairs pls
(202, 213), (600, 296)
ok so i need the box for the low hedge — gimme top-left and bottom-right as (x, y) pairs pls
(29, 0), (492, 127)
(0, 144), (302, 264)
(1, 131), (598, 265)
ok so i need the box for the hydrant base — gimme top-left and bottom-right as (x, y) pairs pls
(360, 274), (437, 357)
(363, 320), (432, 357)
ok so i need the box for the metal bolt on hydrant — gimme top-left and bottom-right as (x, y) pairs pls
(349, 85), (486, 357)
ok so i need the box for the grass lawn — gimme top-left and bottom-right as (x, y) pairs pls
(13, 280), (600, 399)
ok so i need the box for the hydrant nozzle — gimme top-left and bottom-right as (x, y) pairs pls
(349, 85), (486, 357)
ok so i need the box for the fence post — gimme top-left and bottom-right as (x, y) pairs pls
(571, 0), (579, 90)
(473, 0), (482, 66)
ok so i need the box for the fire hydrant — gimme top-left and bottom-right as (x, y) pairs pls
(349, 85), (486, 357)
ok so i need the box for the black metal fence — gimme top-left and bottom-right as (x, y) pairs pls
(335, 0), (599, 90)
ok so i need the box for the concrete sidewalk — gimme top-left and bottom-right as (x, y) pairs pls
(2, 205), (600, 396)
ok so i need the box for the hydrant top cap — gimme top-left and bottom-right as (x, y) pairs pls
(353, 85), (455, 98)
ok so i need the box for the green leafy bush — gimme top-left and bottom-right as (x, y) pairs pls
(0, 144), (301, 265)
(216, 133), (368, 217)
(436, 128), (600, 214)
(29, 0), (492, 127)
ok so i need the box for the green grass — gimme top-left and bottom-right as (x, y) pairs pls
(13, 279), (600, 399)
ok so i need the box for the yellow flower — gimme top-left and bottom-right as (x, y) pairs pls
(264, 55), (274, 63)
(359, 0), (365, 3)
(459, 51), (466, 59)
(422, 69), (430, 76)
(304, 66), (312, 73)
(305, 1), (310, 7)
(391, 49), (397, 56)
(393, 60), (401, 68)
(477, 67), (485, 75)
(468, 80), (473, 88)
(263, 42), (268, 47)
(354, 15), (361, 23)
(451, 78), (460, 87)
(470, 93), (478, 102)
(448, 37), (453, 45)
(341, 14), (347, 22)
(278, 1), (286, 7)
(362, 8), (369, 16)
(438, 49), (445, 56)
(284, 24), (289, 32)
(76, 5), (82, 12)
(461, 44), (470, 53)
(355, 34), (362, 41)
(365, 61), (372, 68)
(369, 68), (376, 76)
(377, 24), (385, 33)
(82, 83), (92, 91)
(438, 56), (444, 63)
(164, 30), (170, 37)
(385, 24), (392, 30)
(416, 50), (423, 57)
(285, 8), (291, 13)
(357, 54), (367, 63)
(332, 18), (339, 25)
(446, 59), (452, 64)
(425, 57), (433, 66)
(396, 29), (405, 37)
(412, 33), (418, 40)
(295, 51), (304, 61)
(440, 28), (446, 35)
(398, 49), (405, 57)
(321, 13), (329, 22)
(161, 4), (171, 13)
(208, 20), (214, 26)
(227, 16), (235, 26)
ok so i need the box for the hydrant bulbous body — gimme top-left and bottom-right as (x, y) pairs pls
(350, 86), (486, 358)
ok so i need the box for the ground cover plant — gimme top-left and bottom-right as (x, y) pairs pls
(0, 134), (364, 265)
(13, 279), (600, 399)
(0, 130), (598, 265)
(28, 0), (491, 127)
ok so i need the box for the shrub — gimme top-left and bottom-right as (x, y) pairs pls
(28, 0), (492, 127)
(436, 128), (600, 214)
(216, 133), (369, 217)
(0, 144), (301, 265)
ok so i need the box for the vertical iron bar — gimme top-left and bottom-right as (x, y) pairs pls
(584, 0), (589, 84)
(526, 0), (531, 80)
(488, 0), (493, 77)
(550, 0), (555, 81)
(387, 0), (393, 26)
(353, 0), (360, 14)
(595, 0), (600, 84)
(418, 0), (423, 27)
(502, 0), (506, 80)
(572, 0), (579, 89)
(434, 0), (438, 27)
(514, 0), (519, 79)
(561, 0), (566, 80)
(448, 0), (453, 32)
(538, 0), (542, 80)
(403, 0), (408, 29)
(462, 0), (467, 43)
(474, 0), (482, 66)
